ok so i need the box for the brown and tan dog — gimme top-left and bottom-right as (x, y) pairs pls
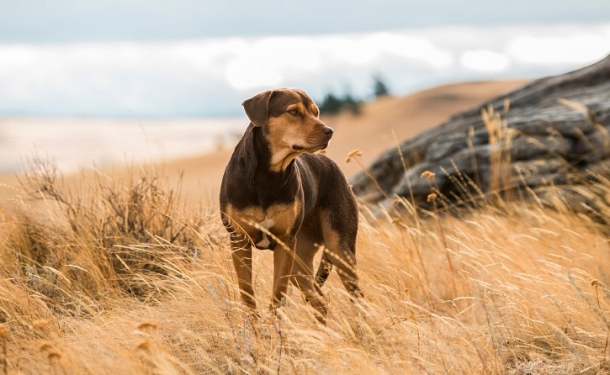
(219, 88), (363, 323)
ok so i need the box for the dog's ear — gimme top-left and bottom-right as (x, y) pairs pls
(242, 90), (275, 127)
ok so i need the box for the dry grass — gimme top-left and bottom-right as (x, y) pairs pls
(1, 157), (610, 374)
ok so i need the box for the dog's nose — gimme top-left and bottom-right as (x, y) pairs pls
(323, 126), (334, 137)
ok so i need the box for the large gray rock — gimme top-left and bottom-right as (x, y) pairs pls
(351, 54), (610, 218)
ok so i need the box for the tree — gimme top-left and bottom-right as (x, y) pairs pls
(319, 93), (343, 115)
(318, 91), (362, 116)
(373, 75), (390, 98)
(342, 93), (362, 115)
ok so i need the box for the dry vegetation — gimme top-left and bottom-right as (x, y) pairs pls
(2, 130), (610, 374)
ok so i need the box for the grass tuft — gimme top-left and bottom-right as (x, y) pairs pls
(0, 150), (610, 373)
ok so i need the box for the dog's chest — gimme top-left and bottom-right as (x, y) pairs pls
(225, 203), (300, 249)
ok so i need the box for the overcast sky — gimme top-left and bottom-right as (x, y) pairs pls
(3, 0), (610, 42)
(1, 1), (609, 117)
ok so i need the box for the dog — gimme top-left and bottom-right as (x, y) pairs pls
(219, 88), (363, 323)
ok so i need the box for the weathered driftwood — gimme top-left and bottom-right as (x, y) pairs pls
(351, 54), (610, 218)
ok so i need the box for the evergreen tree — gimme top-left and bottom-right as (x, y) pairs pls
(343, 93), (362, 115)
(319, 86), (363, 116)
(319, 93), (343, 115)
(373, 75), (390, 98)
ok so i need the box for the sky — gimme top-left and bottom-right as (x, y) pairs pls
(1, 0), (610, 117)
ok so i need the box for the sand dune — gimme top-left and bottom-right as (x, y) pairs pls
(321, 80), (528, 177)
(0, 80), (527, 206)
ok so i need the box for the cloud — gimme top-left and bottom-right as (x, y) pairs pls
(506, 32), (610, 65)
(224, 36), (323, 90)
(460, 50), (510, 72)
(223, 33), (454, 91)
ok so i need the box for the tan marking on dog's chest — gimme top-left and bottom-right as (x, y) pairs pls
(225, 203), (300, 240)
(254, 218), (275, 248)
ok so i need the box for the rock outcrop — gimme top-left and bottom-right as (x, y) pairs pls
(351, 55), (610, 218)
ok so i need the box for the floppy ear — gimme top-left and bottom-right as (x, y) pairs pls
(242, 90), (275, 127)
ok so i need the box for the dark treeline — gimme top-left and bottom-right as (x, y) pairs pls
(319, 75), (390, 116)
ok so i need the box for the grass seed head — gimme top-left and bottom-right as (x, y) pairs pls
(137, 320), (158, 331)
(32, 319), (50, 330)
(420, 170), (435, 181)
(346, 149), (363, 163)
(0, 325), (9, 338)
(47, 351), (62, 361)
(136, 339), (150, 351)
(39, 342), (54, 352)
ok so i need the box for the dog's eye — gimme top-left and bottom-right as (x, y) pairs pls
(288, 109), (301, 117)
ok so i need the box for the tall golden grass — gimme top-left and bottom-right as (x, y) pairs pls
(1, 146), (610, 374)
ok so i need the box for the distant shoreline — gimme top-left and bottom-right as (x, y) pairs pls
(0, 116), (246, 173)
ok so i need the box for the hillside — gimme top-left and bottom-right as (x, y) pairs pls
(1, 156), (609, 374)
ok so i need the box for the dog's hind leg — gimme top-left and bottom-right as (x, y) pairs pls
(291, 231), (328, 323)
(320, 211), (364, 299)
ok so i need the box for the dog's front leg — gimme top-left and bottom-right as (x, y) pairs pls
(271, 236), (296, 313)
(231, 238), (258, 317)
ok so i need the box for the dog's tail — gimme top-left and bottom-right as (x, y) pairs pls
(315, 251), (333, 287)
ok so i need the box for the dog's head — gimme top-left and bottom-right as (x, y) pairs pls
(242, 88), (333, 153)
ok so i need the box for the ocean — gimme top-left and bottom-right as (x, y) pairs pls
(0, 117), (246, 173)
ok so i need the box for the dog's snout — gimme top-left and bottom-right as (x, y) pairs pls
(323, 126), (334, 137)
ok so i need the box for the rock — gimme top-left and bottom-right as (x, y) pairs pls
(572, 126), (610, 163)
(533, 185), (610, 225)
(351, 54), (610, 218)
